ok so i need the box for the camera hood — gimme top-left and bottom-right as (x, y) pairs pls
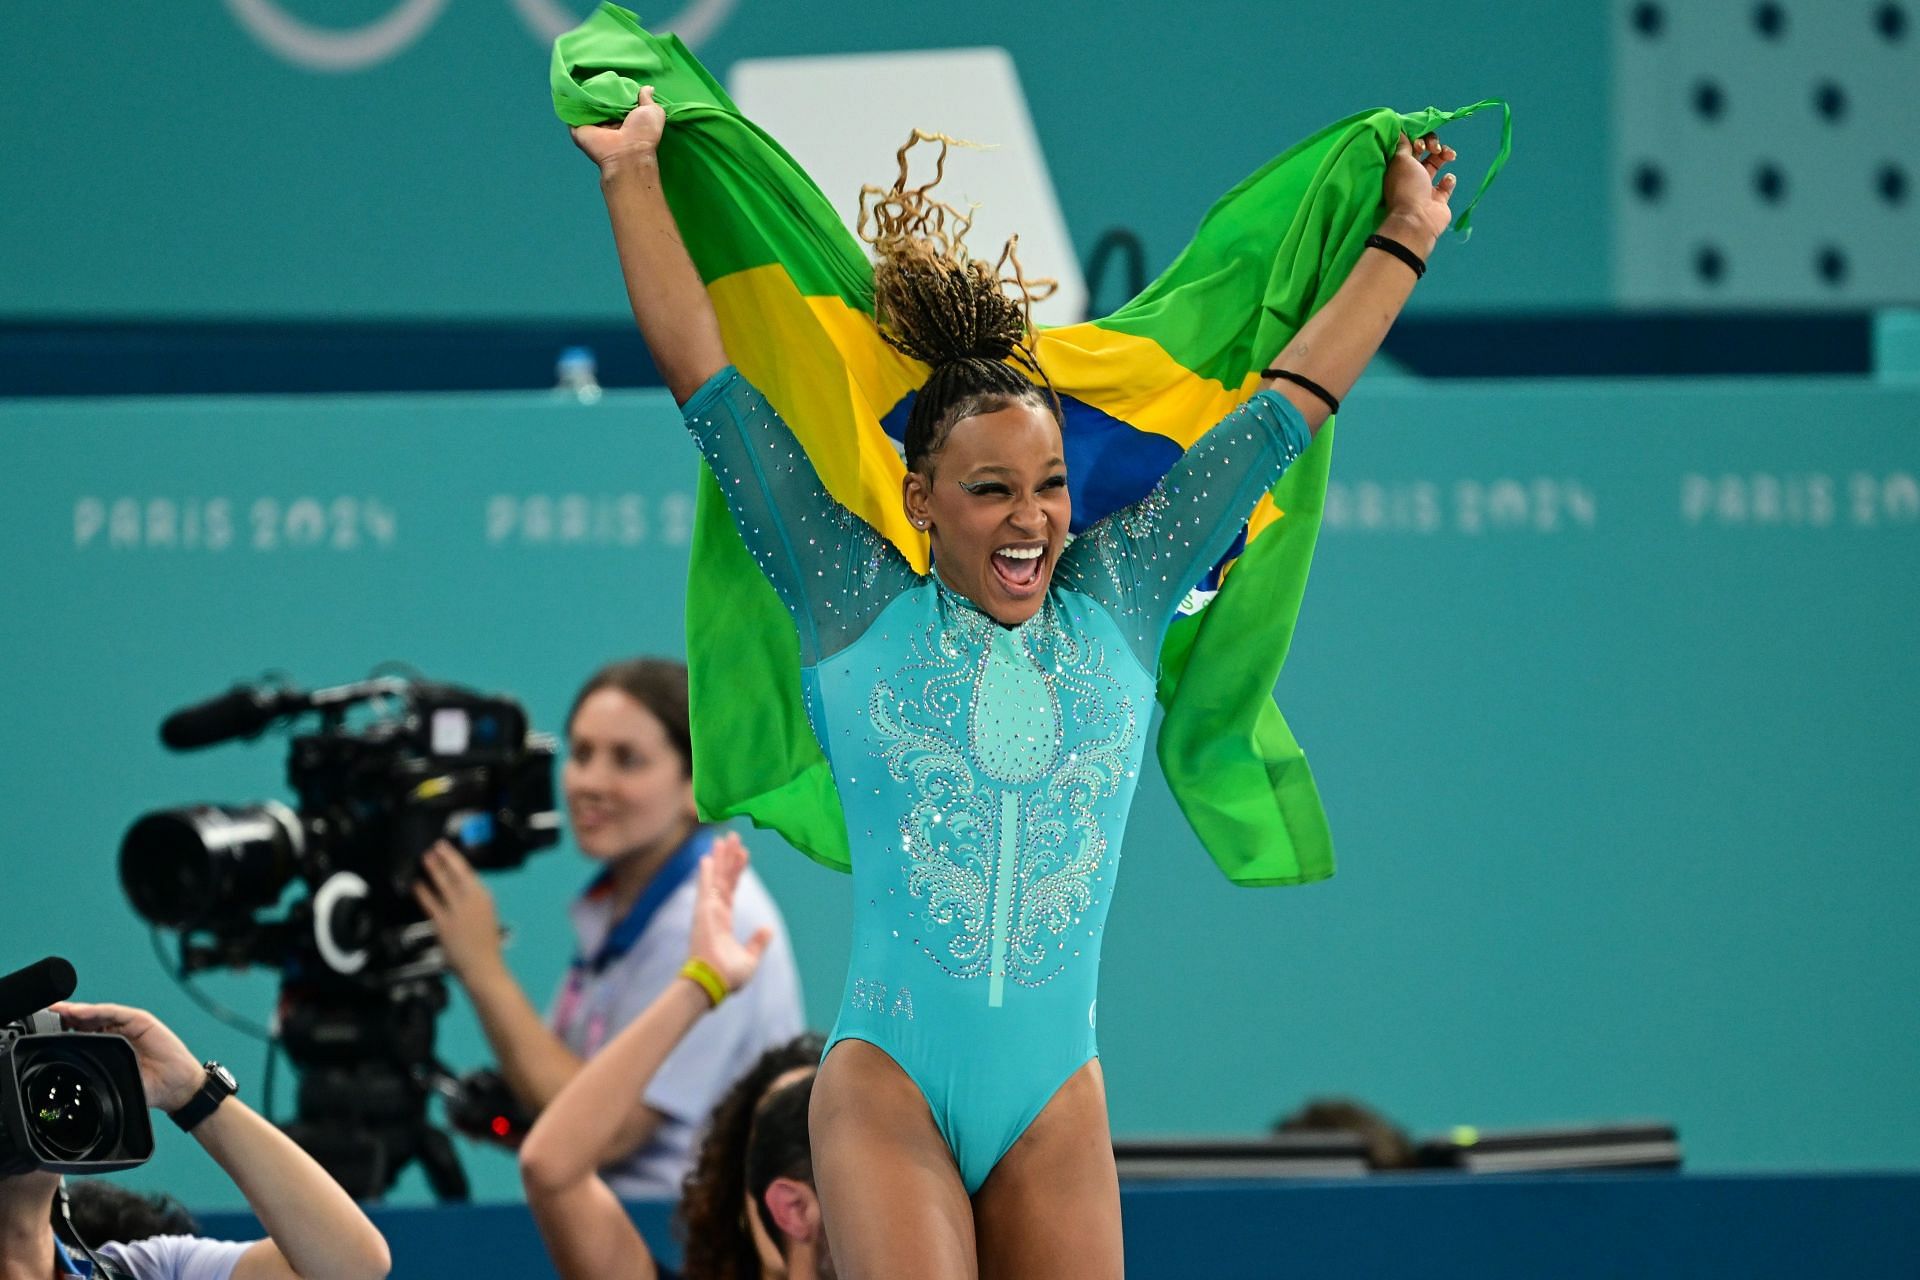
(0, 1022), (155, 1176)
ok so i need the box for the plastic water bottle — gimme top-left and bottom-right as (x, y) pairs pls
(554, 346), (603, 404)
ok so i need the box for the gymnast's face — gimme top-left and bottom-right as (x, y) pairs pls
(903, 400), (1070, 626)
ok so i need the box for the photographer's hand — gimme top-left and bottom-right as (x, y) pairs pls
(413, 842), (621, 1133)
(51, 1003), (390, 1280)
(414, 841), (505, 978)
(50, 1001), (202, 1111)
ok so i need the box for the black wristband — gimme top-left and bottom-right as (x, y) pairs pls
(1261, 369), (1341, 416)
(169, 1062), (238, 1134)
(1365, 232), (1427, 279)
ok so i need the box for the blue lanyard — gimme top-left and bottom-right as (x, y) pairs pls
(572, 827), (715, 976)
(53, 1240), (90, 1278)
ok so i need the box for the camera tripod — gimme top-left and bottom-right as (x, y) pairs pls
(277, 972), (470, 1202)
(178, 926), (471, 1202)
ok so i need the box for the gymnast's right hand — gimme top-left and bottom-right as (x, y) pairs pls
(689, 832), (776, 995)
(570, 83), (667, 169)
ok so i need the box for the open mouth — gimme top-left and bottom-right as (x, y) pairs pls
(990, 543), (1047, 594)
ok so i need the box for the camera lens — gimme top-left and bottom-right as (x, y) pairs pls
(120, 803), (301, 927)
(22, 1061), (109, 1161)
(8, 1036), (153, 1171)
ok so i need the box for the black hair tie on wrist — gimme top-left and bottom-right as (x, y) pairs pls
(1261, 368), (1340, 416)
(1365, 232), (1427, 279)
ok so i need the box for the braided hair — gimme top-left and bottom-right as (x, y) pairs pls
(858, 131), (1061, 474)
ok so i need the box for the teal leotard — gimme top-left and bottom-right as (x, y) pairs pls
(683, 367), (1309, 1191)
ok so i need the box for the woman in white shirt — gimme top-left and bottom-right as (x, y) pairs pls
(416, 657), (804, 1196)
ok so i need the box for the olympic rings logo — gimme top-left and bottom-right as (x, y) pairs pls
(223, 0), (735, 72)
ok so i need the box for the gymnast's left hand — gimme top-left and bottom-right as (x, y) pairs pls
(415, 839), (505, 979)
(688, 833), (775, 994)
(1382, 131), (1458, 249)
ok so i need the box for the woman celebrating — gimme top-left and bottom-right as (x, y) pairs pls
(415, 657), (803, 1196)
(572, 85), (1457, 1276)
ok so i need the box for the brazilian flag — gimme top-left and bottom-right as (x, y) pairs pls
(552, 4), (1508, 885)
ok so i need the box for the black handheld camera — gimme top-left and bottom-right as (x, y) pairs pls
(0, 958), (153, 1177)
(118, 674), (560, 1200)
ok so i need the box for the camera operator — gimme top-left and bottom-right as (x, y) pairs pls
(415, 657), (803, 1197)
(0, 1001), (389, 1280)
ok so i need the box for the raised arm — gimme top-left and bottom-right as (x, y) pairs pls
(49, 1002), (391, 1280)
(1260, 131), (1458, 433)
(574, 88), (916, 658)
(519, 834), (772, 1280)
(572, 85), (727, 404)
(1060, 132), (1459, 653)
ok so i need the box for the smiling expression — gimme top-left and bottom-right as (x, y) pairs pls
(562, 688), (698, 865)
(902, 400), (1071, 626)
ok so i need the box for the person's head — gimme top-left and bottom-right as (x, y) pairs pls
(865, 132), (1068, 627)
(563, 658), (697, 865)
(0, 1173), (176, 1262)
(53, 1179), (198, 1245)
(1275, 1097), (1417, 1171)
(742, 1074), (825, 1275)
(678, 1033), (827, 1280)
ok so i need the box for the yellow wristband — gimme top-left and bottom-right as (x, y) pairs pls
(679, 957), (727, 1009)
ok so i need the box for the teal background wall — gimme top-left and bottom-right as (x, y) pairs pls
(3, 376), (1915, 1207)
(0, 2), (1590, 320)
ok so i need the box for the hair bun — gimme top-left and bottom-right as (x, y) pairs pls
(857, 131), (1056, 370)
(859, 131), (1063, 471)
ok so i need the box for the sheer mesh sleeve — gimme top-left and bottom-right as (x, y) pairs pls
(1056, 389), (1310, 667)
(681, 367), (919, 664)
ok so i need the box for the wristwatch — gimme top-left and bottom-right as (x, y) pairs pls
(169, 1062), (239, 1133)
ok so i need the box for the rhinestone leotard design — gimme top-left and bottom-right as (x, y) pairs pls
(684, 368), (1308, 1191)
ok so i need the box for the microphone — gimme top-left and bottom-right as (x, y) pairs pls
(159, 684), (305, 751)
(0, 957), (78, 1026)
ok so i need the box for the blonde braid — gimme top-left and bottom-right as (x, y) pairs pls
(857, 131), (1062, 468)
